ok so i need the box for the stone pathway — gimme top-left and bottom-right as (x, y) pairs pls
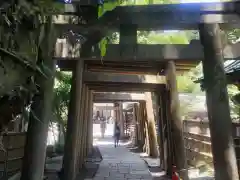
(91, 137), (152, 180)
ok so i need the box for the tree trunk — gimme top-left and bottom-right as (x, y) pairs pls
(20, 16), (56, 180)
(199, 23), (239, 180)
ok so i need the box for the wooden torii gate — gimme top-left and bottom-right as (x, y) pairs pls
(21, 1), (240, 180)
(57, 2), (240, 180)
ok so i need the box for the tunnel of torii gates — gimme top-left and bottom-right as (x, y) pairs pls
(19, 2), (240, 180)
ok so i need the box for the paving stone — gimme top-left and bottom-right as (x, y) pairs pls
(93, 137), (152, 180)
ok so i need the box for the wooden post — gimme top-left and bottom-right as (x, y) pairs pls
(136, 104), (140, 145)
(137, 102), (143, 148)
(87, 90), (94, 154)
(132, 103), (138, 146)
(114, 102), (118, 130)
(123, 111), (127, 136)
(78, 84), (86, 169)
(62, 60), (84, 180)
(156, 90), (165, 169)
(82, 86), (89, 158)
(114, 102), (124, 137)
(74, 42), (92, 171)
(199, 23), (239, 180)
(84, 88), (89, 156)
(119, 102), (125, 139)
(20, 16), (56, 180)
(119, 24), (137, 57)
(119, 24), (137, 137)
(124, 112), (128, 137)
(166, 61), (188, 179)
(141, 101), (150, 154)
(77, 84), (87, 169)
(138, 101), (146, 150)
(161, 86), (174, 175)
(144, 92), (159, 158)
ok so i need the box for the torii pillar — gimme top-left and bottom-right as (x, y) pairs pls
(87, 90), (94, 154)
(165, 62), (188, 179)
(132, 103), (139, 146)
(114, 102), (118, 131)
(62, 60), (84, 180)
(114, 102), (124, 138)
(199, 23), (239, 180)
(119, 102), (125, 138)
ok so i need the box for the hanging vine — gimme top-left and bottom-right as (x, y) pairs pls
(0, 0), (64, 135)
(0, 0), (64, 93)
(98, 0), (123, 57)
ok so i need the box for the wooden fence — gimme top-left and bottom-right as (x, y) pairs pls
(183, 120), (240, 171)
(0, 132), (26, 179)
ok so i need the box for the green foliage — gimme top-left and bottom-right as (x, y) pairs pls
(98, 0), (178, 57)
(227, 29), (240, 44)
(98, 0), (123, 18)
(98, 0), (123, 57)
(137, 30), (202, 93)
(228, 85), (240, 121)
(99, 38), (108, 57)
(177, 75), (195, 93)
(0, 0), (63, 98)
(122, 0), (178, 5)
(177, 73), (202, 94)
(52, 70), (72, 132)
(0, 1), (64, 130)
(138, 31), (190, 44)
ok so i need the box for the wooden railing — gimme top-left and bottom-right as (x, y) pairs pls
(183, 120), (240, 170)
(0, 132), (26, 179)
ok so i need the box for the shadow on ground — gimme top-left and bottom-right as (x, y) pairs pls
(45, 146), (103, 180)
(76, 146), (103, 179)
(127, 142), (216, 180)
(127, 144), (170, 180)
(128, 146), (143, 153)
(190, 177), (214, 180)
